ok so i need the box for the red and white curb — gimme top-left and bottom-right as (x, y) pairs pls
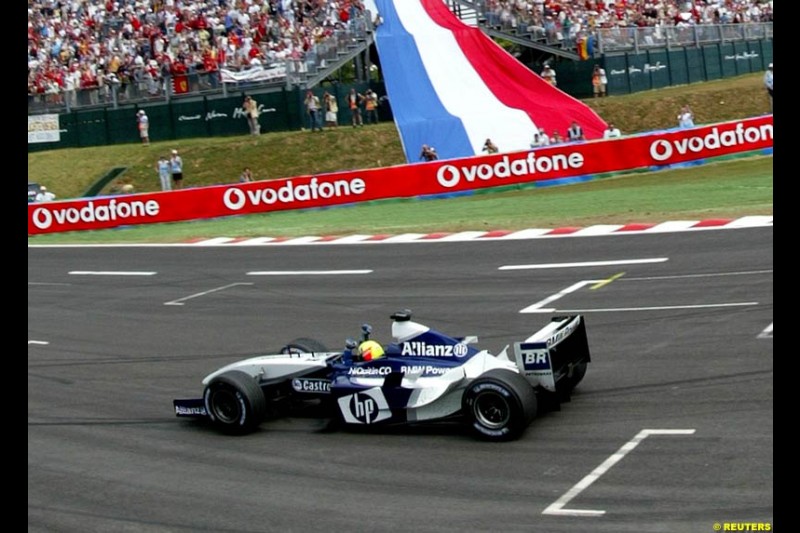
(187, 216), (772, 246)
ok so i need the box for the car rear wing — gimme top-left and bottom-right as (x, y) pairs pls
(511, 315), (591, 392)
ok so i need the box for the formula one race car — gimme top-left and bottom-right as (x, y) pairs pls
(173, 310), (591, 441)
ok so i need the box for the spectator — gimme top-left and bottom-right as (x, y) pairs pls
(420, 144), (438, 161)
(35, 186), (56, 202)
(482, 138), (499, 154)
(137, 110), (150, 146)
(550, 130), (564, 144)
(170, 149), (184, 189)
(156, 156), (172, 191)
(541, 64), (557, 87)
(592, 65), (608, 98)
(348, 88), (364, 127)
(531, 127), (551, 147)
(603, 123), (622, 139)
(364, 89), (379, 125)
(304, 90), (323, 132)
(324, 92), (339, 128)
(240, 167), (254, 183)
(243, 95), (260, 135)
(764, 63), (773, 113)
(567, 121), (585, 141)
(677, 105), (695, 128)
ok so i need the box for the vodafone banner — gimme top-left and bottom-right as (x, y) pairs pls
(28, 116), (772, 235)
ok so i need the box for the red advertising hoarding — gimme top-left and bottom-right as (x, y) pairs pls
(28, 116), (773, 235)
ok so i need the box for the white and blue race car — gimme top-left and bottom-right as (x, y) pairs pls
(174, 310), (592, 441)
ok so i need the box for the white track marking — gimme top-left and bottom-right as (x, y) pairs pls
(437, 231), (493, 241)
(519, 281), (598, 313)
(555, 302), (759, 313)
(28, 340), (49, 345)
(622, 269), (772, 281)
(500, 258), (668, 270)
(278, 236), (324, 245)
(246, 270), (373, 276)
(69, 271), (156, 276)
(189, 237), (237, 245)
(570, 224), (626, 236)
(645, 221), (704, 232)
(758, 323), (773, 339)
(232, 237), (277, 245)
(379, 233), (429, 243)
(726, 215), (773, 227)
(164, 282), (254, 306)
(542, 429), (696, 517)
(323, 235), (374, 244)
(495, 229), (555, 240)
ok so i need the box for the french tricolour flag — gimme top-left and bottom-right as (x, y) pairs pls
(368, 0), (608, 163)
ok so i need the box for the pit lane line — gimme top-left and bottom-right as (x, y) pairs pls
(542, 429), (696, 517)
(164, 282), (254, 306)
(68, 271), (156, 276)
(498, 258), (668, 270)
(517, 270), (767, 314)
(165, 270), (373, 305)
(246, 270), (373, 275)
(551, 303), (759, 313)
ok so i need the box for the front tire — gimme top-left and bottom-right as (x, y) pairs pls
(204, 371), (266, 435)
(462, 369), (537, 442)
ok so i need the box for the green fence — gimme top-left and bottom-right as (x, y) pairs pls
(28, 82), (386, 152)
(603, 39), (772, 96)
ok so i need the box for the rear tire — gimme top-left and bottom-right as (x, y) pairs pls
(281, 337), (329, 354)
(204, 371), (266, 435)
(462, 369), (537, 442)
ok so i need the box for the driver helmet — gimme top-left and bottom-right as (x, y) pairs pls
(356, 340), (385, 362)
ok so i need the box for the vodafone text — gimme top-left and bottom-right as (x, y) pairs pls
(30, 199), (160, 230)
(223, 177), (366, 211)
(649, 122), (773, 161)
(436, 152), (585, 188)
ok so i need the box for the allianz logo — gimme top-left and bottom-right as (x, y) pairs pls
(401, 342), (469, 357)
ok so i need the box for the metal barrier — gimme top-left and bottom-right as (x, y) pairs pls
(596, 22), (773, 54)
(456, 0), (772, 59)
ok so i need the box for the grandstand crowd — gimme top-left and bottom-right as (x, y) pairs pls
(483, 0), (773, 50)
(27, 0), (371, 105)
(28, 0), (773, 105)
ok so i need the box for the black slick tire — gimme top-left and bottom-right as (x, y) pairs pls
(204, 370), (266, 435)
(462, 369), (537, 442)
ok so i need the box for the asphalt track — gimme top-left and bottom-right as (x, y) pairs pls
(28, 226), (773, 532)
